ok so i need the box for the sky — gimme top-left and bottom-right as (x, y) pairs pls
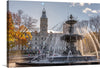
(8, 1), (100, 30)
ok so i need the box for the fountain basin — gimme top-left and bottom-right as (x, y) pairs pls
(48, 56), (96, 62)
(16, 56), (100, 67)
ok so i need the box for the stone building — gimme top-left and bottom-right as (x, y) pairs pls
(31, 8), (48, 49)
(31, 8), (67, 51)
(9, 7), (69, 51)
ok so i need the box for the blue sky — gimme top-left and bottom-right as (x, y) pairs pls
(8, 1), (100, 30)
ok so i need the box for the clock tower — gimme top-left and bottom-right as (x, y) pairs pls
(40, 8), (48, 36)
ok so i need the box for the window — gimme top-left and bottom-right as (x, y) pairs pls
(41, 37), (43, 40)
(41, 42), (43, 45)
(35, 42), (37, 45)
(35, 38), (37, 40)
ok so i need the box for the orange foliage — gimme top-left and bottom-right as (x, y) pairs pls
(7, 11), (32, 48)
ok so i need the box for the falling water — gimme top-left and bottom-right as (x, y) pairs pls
(82, 28), (99, 59)
(88, 28), (100, 49)
(75, 25), (100, 59)
(79, 40), (84, 56)
(67, 50), (73, 61)
(76, 28), (84, 56)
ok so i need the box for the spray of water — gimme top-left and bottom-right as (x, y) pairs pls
(76, 27), (99, 59)
(76, 28), (84, 56)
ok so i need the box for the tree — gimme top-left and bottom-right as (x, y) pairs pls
(89, 16), (100, 32)
(7, 11), (15, 49)
(7, 10), (33, 50)
(15, 25), (32, 50)
(22, 15), (38, 32)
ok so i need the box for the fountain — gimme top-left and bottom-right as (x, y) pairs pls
(46, 15), (97, 63)
(61, 14), (82, 55)
(16, 15), (100, 67)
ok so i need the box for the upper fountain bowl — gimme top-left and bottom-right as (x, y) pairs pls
(65, 14), (77, 25)
(66, 20), (77, 25)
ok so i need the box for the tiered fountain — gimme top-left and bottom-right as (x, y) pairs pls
(16, 15), (99, 67)
(61, 14), (82, 55)
(47, 15), (97, 63)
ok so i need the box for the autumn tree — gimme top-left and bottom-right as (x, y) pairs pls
(15, 25), (32, 50)
(12, 10), (37, 50)
(7, 11), (15, 49)
(7, 10), (33, 50)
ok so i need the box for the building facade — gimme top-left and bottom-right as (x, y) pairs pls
(31, 8), (49, 50)
(31, 8), (67, 51)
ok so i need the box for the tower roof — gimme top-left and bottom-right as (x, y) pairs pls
(41, 8), (47, 18)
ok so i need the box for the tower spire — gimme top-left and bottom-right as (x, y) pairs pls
(41, 2), (47, 18)
(41, 2), (45, 12)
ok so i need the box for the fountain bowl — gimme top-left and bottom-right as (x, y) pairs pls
(66, 20), (77, 25)
(61, 34), (83, 42)
(16, 55), (100, 67)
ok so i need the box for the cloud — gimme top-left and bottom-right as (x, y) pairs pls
(88, 3), (91, 5)
(70, 3), (76, 7)
(79, 3), (85, 6)
(83, 8), (92, 13)
(83, 8), (98, 13)
(70, 3), (91, 7)
(91, 10), (97, 13)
